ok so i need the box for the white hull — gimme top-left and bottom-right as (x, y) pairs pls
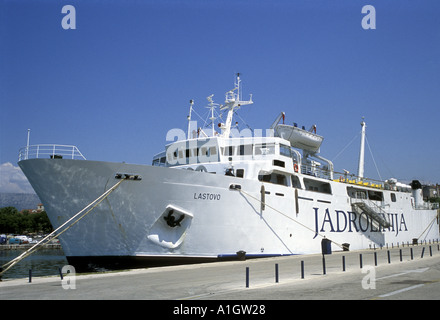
(16, 76), (440, 271)
(19, 158), (440, 270)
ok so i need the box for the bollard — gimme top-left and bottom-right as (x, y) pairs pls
(374, 251), (378, 266)
(275, 264), (279, 283)
(301, 260), (304, 279)
(359, 254), (363, 269)
(429, 246), (432, 257)
(322, 255), (326, 275)
(28, 269), (32, 283)
(400, 249), (402, 262)
(410, 247), (414, 260)
(245, 267), (249, 288)
(387, 250), (391, 264)
(321, 238), (332, 255)
(342, 256), (346, 272)
(421, 247), (425, 258)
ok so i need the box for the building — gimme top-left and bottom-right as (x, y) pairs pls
(423, 184), (440, 200)
(20, 203), (45, 214)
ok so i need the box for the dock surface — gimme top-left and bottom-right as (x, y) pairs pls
(1, 244), (440, 300)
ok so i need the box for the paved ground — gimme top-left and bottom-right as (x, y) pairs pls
(1, 243), (439, 302)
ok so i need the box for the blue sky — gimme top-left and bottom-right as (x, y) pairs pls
(1, 0), (440, 193)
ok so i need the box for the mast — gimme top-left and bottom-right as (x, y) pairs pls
(26, 129), (31, 160)
(357, 117), (366, 181)
(219, 73), (253, 138)
(187, 99), (194, 139)
(206, 94), (217, 136)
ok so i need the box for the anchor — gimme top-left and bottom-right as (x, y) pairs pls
(163, 209), (185, 227)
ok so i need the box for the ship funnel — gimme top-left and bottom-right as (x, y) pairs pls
(410, 180), (423, 209)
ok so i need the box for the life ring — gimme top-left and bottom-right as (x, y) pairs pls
(293, 163), (299, 173)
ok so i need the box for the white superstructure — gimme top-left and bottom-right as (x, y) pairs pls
(18, 75), (440, 271)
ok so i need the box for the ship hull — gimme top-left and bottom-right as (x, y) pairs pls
(19, 158), (440, 271)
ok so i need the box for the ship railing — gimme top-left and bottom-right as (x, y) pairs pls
(301, 163), (332, 180)
(333, 171), (385, 190)
(413, 202), (440, 210)
(18, 144), (86, 161)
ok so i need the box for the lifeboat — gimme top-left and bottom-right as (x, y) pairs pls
(275, 123), (324, 153)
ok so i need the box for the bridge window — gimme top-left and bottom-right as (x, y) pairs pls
(280, 144), (291, 158)
(255, 143), (275, 156)
(222, 146), (236, 156)
(152, 156), (166, 167)
(239, 144), (253, 156)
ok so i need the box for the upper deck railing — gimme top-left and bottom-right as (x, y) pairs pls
(18, 144), (86, 161)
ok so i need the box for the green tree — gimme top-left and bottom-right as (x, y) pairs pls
(0, 207), (53, 234)
(0, 207), (19, 233)
(32, 211), (53, 233)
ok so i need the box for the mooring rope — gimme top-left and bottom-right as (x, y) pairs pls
(237, 188), (344, 250)
(416, 213), (438, 242)
(0, 178), (126, 278)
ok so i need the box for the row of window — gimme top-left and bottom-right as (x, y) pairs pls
(221, 143), (278, 157)
(347, 187), (399, 202)
(161, 142), (292, 165)
(257, 172), (332, 194)
(153, 155), (398, 202)
(169, 145), (218, 161)
(256, 174), (403, 203)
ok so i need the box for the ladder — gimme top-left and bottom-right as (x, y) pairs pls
(351, 200), (391, 228)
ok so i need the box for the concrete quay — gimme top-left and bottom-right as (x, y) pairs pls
(1, 243), (440, 300)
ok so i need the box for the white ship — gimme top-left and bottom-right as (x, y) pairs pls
(18, 75), (439, 271)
